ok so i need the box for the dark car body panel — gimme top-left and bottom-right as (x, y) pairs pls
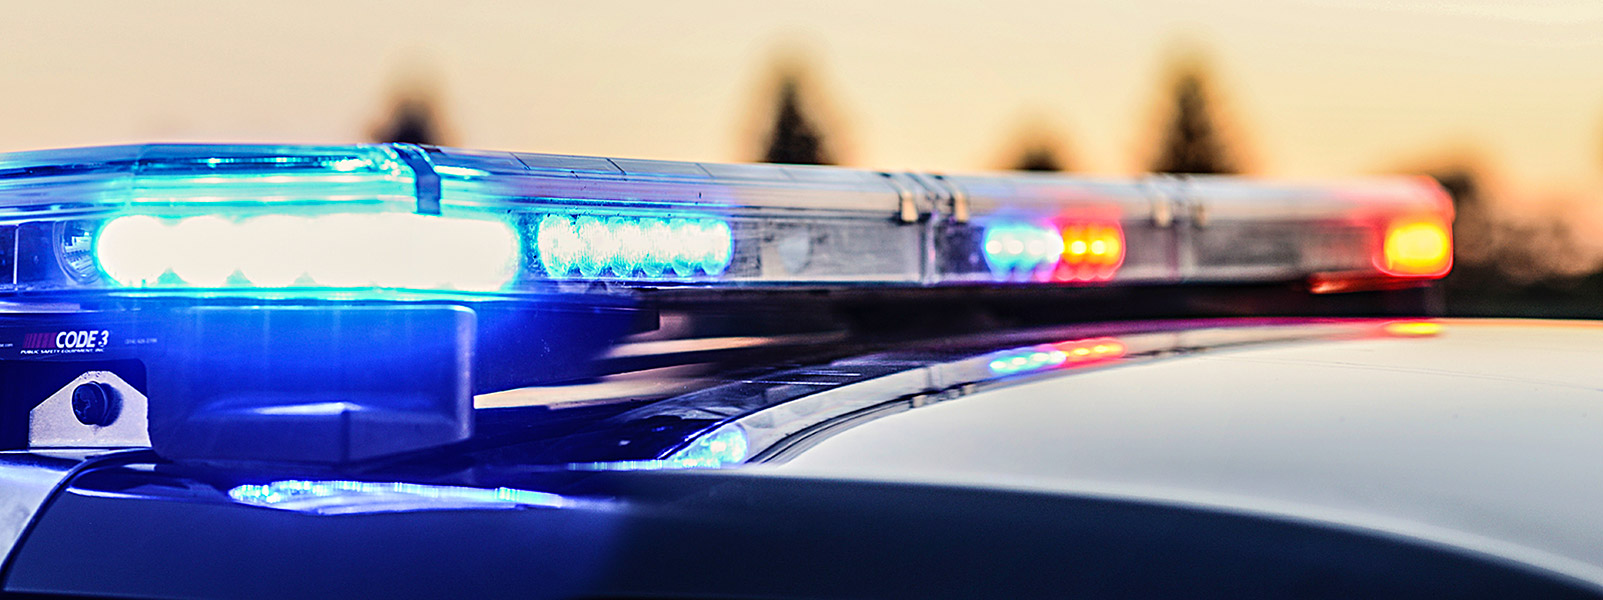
(7, 467), (1598, 599)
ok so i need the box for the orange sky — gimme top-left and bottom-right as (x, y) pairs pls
(3, 1), (1603, 202)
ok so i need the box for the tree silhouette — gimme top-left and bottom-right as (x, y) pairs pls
(371, 58), (453, 146)
(1013, 144), (1065, 171)
(1420, 161), (1495, 269)
(373, 97), (448, 146)
(1427, 166), (1493, 296)
(1150, 63), (1237, 174)
(1431, 168), (1483, 225)
(1005, 123), (1072, 172)
(759, 73), (834, 165)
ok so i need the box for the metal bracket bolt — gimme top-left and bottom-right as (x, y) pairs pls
(71, 382), (120, 426)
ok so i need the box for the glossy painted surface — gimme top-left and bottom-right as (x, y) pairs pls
(0, 450), (104, 562)
(774, 319), (1603, 584)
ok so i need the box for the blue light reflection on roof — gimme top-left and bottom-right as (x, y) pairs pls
(571, 424), (748, 471)
(987, 347), (1069, 375)
(985, 338), (1128, 376)
(227, 480), (570, 515)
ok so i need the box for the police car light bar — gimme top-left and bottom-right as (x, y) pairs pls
(0, 143), (1452, 299)
(0, 143), (1455, 466)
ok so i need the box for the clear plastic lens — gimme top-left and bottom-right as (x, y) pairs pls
(536, 214), (733, 279)
(96, 213), (518, 291)
(56, 221), (101, 283)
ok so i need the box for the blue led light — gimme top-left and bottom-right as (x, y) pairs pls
(227, 480), (569, 515)
(570, 424), (748, 471)
(983, 222), (1062, 277)
(536, 214), (732, 279)
(95, 212), (518, 291)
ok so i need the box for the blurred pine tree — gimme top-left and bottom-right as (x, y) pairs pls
(1150, 64), (1236, 174)
(1013, 145), (1063, 171)
(374, 97), (447, 146)
(759, 74), (833, 165)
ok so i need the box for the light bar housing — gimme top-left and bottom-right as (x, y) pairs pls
(0, 143), (1454, 299)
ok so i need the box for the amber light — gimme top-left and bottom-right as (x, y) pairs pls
(1051, 337), (1126, 363)
(1381, 219), (1452, 277)
(1056, 222), (1124, 282)
(1383, 321), (1443, 337)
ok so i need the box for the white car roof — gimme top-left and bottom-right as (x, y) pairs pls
(772, 319), (1603, 586)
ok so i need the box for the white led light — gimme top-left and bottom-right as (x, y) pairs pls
(169, 216), (241, 287)
(96, 213), (517, 292)
(96, 215), (173, 287)
(237, 215), (313, 287)
(435, 217), (519, 290)
(305, 213), (378, 288)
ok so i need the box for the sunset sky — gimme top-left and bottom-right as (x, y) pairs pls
(4, 1), (1603, 203)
